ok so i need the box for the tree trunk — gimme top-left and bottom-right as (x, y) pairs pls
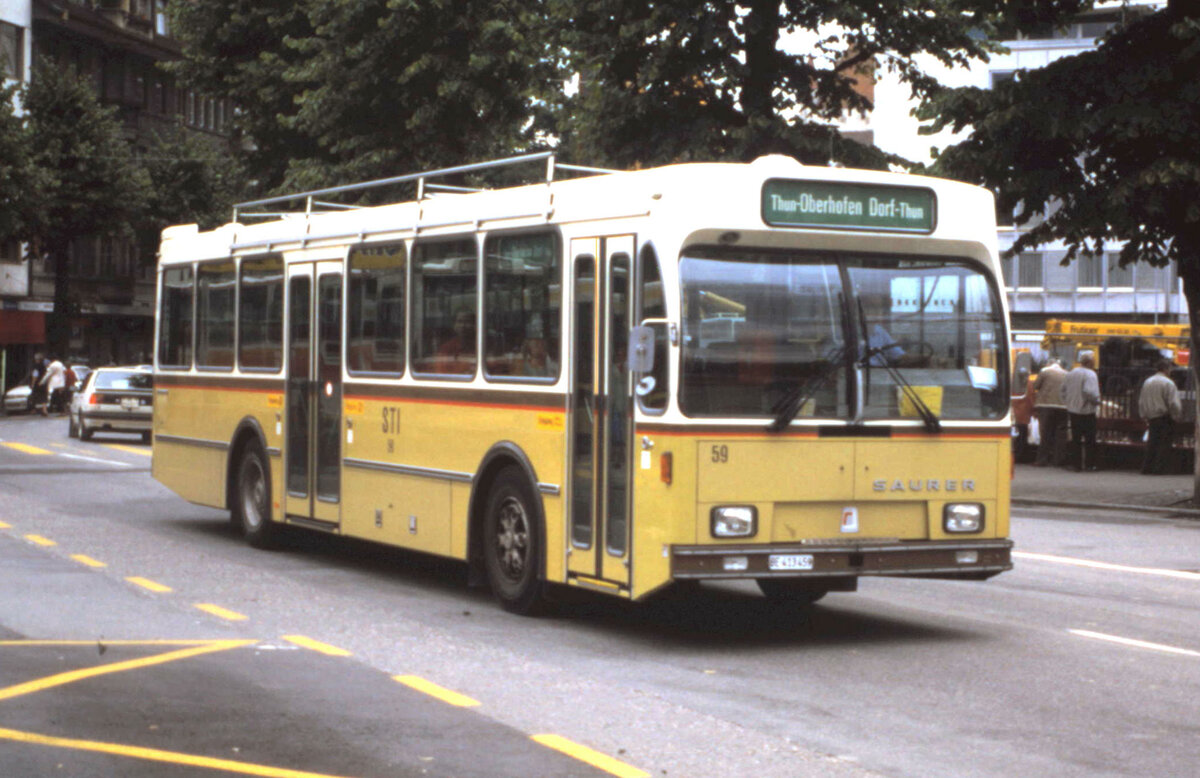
(741, 0), (781, 158)
(1175, 250), (1200, 505)
(47, 242), (71, 360)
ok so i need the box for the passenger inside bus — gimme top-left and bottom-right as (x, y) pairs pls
(516, 316), (558, 378)
(433, 307), (477, 374)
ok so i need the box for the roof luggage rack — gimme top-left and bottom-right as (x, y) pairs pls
(232, 152), (619, 222)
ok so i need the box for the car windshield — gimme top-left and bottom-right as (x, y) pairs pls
(679, 247), (1008, 421)
(94, 371), (153, 391)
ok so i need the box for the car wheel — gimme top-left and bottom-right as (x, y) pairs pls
(483, 466), (545, 615)
(234, 441), (277, 549)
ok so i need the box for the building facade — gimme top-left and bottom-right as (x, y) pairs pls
(1, 0), (231, 391)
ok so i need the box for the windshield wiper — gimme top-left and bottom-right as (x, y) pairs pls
(769, 343), (851, 432)
(856, 300), (940, 432)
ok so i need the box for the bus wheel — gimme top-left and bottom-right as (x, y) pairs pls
(484, 468), (544, 615)
(756, 578), (828, 605)
(234, 443), (276, 549)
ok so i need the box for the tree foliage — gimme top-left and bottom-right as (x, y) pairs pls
(925, 0), (1200, 279)
(0, 83), (45, 242)
(547, 0), (1089, 169)
(167, 0), (554, 195)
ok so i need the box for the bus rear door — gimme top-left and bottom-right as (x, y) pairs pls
(285, 260), (343, 528)
(568, 236), (636, 593)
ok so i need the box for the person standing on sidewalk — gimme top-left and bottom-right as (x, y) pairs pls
(1138, 359), (1182, 474)
(1032, 358), (1069, 466)
(1062, 353), (1101, 471)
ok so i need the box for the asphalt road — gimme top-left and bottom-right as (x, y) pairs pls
(2, 413), (1199, 778)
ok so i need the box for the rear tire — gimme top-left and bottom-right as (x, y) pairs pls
(483, 467), (545, 615)
(756, 578), (829, 605)
(234, 442), (277, 549)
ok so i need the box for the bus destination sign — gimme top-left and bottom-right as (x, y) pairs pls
(762, 179), (936, 233)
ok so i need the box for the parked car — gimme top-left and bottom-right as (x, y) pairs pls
(69, 366), (154, 441)
(3, 382), (32, 414)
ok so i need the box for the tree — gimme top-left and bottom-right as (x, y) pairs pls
(20, 61), (149, 357)
(136, 127), (247, 261)
(546, 0), (1089, 169)
(167, 0), (554, 196)
(0, 83), (46, 243)
(165, 0), (317, 193)
(923, 0), (1200, 487)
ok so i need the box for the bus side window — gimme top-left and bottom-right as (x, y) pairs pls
(483, 231), (560, 381)
(158, 265), (194, 368)
(411, 238), (478, 377)
(638, 246), (668, 412)
(347, 242), (406, 376)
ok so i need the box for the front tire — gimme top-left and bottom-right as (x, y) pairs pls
(234, 442), (277, 549)
(483, 467), (545, 615)
(756, 578), (829, 605)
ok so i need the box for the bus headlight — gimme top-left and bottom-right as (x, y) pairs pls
(944, 503), (985, 533)
(711, 506), (757, 538)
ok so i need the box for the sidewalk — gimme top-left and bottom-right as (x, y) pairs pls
(1013, 463), (1200, 516)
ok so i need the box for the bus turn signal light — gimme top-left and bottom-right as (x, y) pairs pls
(660, 452), (672, 484)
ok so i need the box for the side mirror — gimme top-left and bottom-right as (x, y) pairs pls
(629, 325), (655, 372)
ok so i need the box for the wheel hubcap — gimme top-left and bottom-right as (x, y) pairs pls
(242, 460), (265, 529)
(495, 497), (529, 581)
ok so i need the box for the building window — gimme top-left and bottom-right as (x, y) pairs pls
(1, 22), (23, 81)
(1107, 255), (1132, 288)
(1000, 255), (1015, 289)
(1017, 252), (1043, 288)
(990, 71), (1017, 89)
(0, 239), (21, 264)
(1077, 252), (1103, 288)
(155, 1), (170, 36)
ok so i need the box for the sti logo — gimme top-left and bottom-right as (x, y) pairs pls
(840, 507), (859, 534)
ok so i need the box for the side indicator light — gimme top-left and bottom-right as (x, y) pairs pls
(660, 451), (673, 485)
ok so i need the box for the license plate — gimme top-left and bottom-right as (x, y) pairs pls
(768, 554), (814, 571)
(121, 398), (138, 410)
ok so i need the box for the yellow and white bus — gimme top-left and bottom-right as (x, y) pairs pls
(152, 153), (1014, 614)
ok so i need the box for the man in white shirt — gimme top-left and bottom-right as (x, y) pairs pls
(40, 357), (66, 416)
(1138, 360), (1183, 474)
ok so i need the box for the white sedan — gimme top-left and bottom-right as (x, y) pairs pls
(69, 366), (154, 441)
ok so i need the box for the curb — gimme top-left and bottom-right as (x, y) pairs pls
(1012, 497), (1200, 518)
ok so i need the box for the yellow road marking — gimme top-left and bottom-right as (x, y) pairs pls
(531, 734), (649, 778)
(393, 675), (480, 708)
(0, 640), (248, 647)
(195, 603), (248, 621)
(2, 441), (52, 455)
(0, 640), (255, 702)
(0, 727), (355, 778)
(126, 576), (172, 593)
(282, 635), (351, 657)
(24, 534), (56, 547)
(0, 520), (10, 529)
(102, 443), (152, 457)
(1015, 551), (1200, 582)
(70, 554), (106, 568)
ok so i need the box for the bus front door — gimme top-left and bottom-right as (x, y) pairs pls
(284, 261), (343, 528)
(568, 236), (635, 592)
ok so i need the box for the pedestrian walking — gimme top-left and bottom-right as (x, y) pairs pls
(1062, 353), (1101, 471)
(1032, 358), (1069, 467)
(29, 351), (48, 415)
(1138, 359), (1182, 474)
(40, 356), (67, 415)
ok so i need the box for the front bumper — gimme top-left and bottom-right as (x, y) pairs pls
(672, 539), (1013, 581)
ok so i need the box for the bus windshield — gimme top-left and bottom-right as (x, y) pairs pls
(679, 248), (1008, 421)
